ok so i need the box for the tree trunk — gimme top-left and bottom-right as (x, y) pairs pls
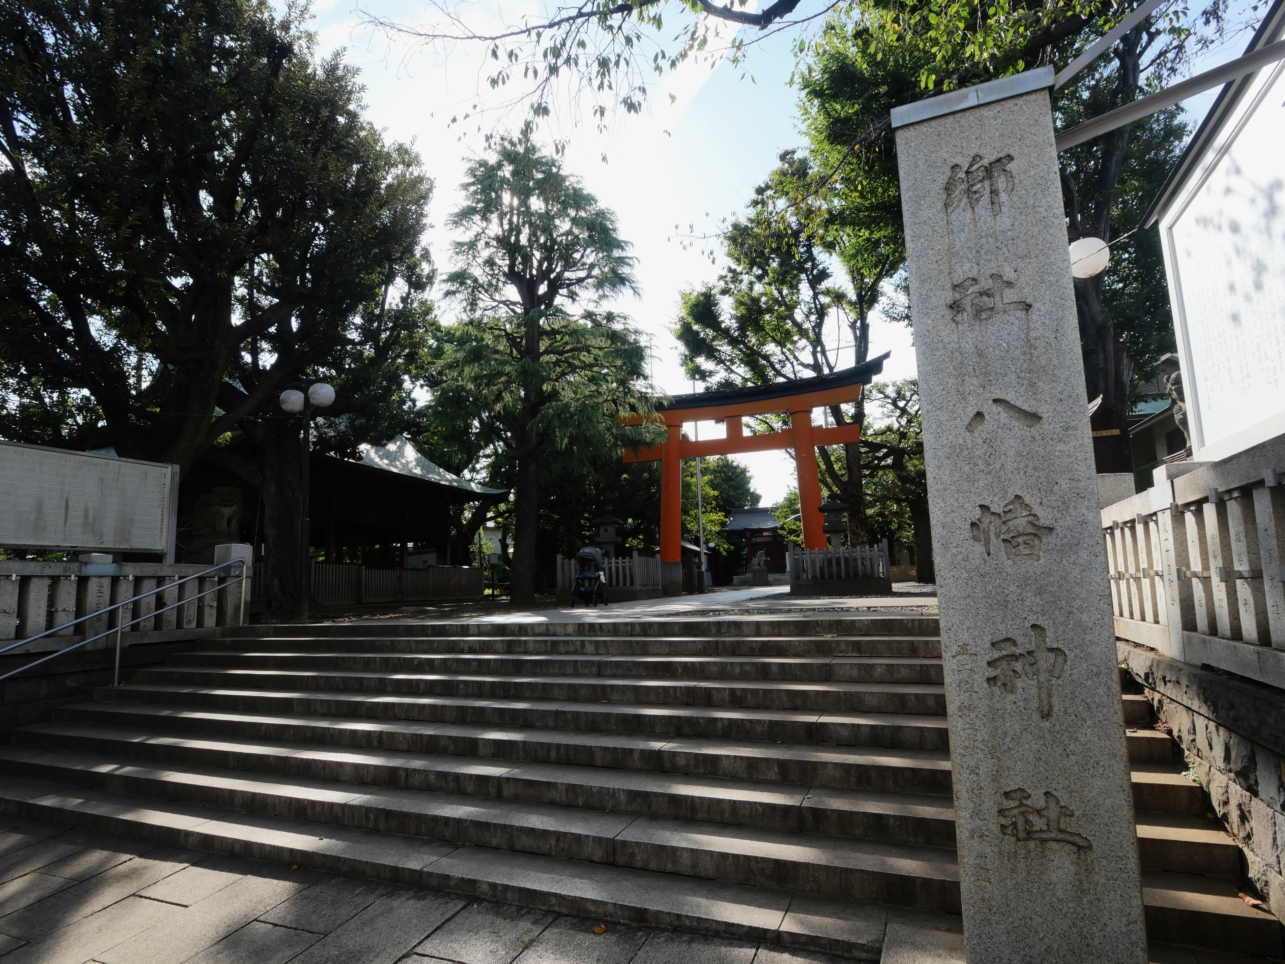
(510, 449), (540, 607)
(234, 418), (303, 616)
(909, 498), (935, 584)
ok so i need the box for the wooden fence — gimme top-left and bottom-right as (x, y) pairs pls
(310, 563), (484, 606)
(789, 540), (891, 584)
(555, 551), (663, 592)
(1102, 433), (1285, 689)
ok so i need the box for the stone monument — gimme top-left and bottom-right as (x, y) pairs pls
(892, 68), (1147, 962)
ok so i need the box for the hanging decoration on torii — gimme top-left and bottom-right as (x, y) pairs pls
(623, 354), (889, 568)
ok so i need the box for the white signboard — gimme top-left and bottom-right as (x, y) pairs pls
(1160, 61), (1285, 461)
(0, 441), (177, 554)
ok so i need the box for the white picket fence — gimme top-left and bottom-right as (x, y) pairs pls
(555, 551), (663, 592)
(789, 540), (891, 584)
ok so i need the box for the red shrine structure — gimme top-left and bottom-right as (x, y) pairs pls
(625, 355), (888, 594)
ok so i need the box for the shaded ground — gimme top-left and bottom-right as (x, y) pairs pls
(0, 817), (867, 964)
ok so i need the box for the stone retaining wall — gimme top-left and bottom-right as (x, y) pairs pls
(1120, 640), (1285, 914)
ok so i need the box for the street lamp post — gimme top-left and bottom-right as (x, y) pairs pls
(280, 382), (335, 620)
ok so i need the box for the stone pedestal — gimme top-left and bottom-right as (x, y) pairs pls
(661, 561), (683, 597)
(892, 69), (1147, 962)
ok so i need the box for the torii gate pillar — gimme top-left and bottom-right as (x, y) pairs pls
(790, 409), (826, 550)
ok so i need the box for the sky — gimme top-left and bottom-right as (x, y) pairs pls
(305, 0), (1265, 505)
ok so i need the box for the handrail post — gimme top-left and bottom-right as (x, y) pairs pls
(113, 618), (123, 686)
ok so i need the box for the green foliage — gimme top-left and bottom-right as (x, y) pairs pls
(675, 151), (895, 397)
(703, 456), (761, 515)
(774, 490), (804, 547)
(861, 380), (926, 546)
(682, 459), (730, 554)
(423, 134), (660, 601)
(1054, 56), (1189, 397)
(0, 0), (432, 472)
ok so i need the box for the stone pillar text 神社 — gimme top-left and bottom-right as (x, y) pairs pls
(892, 69), (1148, 962)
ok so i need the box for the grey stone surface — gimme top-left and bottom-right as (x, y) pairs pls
(258, 875), (390, 934)
(414, 898), (554, 963)
(0, 933), (24, 955)
(512, 915), (649, 964)
(0, 840), (86, 885)
(880, 907), (965, 963)
(0, 873), (75, 916)
(630, 929), (757, 963)
(0, 826), (66, 859)
(895, 79), (1146, 960)
(751, 947), (850, 964)
(288, 887), (465, 964)
(2, 895), (179, 964)
(184, 920), (322, 964)
(98, 870), (308, 964)
(39, 838), (155, 880)
(0, 851), (197, 940)
(136, 857), (245, 906)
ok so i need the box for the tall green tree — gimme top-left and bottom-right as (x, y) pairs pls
(427, 135), (657, 605)
(0, 0), (432, 610)
(862, 380), (931, 581)
(675, 152), (900, 543)
(797, 4), (1206, 464)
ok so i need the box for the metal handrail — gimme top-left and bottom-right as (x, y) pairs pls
(0, 560), (246, 685)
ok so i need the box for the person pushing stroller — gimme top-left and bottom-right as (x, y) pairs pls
(570, 546), (608, 607)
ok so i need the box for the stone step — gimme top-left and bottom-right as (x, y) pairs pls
(1134, 814), (1242, 878)
(0, 772), (1267, 957)
(164, 651), (947, 684)
(229, 616), (942, 639)
(209, 635), (946, 658)
(130, 666), (950, 714)
(1123, 693), (1153, 724)
(1142, 871), (1283, 957)
(1131, 765), (1205, 815)
(51, 705), (955, 793)
(1127, 727), (1176, 763)
(0, 747), (962, 910)
(0, 775), (903, 960)
(14, 723), (957, 844)
(16, 723), (1238, 877)
(92, 685), (952, 748)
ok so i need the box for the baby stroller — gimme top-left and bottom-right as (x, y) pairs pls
(570, 546), (608, 607)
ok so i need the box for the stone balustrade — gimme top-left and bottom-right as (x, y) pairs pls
(1105, 431), (1285, 916)
(1102, 432), (1285, 687)
(0, 552), (251, 658)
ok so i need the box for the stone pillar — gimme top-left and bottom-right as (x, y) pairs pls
(892, 68), (1147, 962)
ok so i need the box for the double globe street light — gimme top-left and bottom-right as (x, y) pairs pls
(280, 382), (335, 620)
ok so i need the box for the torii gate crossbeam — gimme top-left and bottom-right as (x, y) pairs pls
(625, 355), (888, 593)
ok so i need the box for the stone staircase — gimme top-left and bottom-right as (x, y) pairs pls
(0, 615), (1278, 960)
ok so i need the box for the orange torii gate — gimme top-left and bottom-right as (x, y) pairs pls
(625, 355), (888, 592)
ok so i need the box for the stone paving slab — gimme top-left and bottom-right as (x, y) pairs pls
(0, 815), (1274, 964)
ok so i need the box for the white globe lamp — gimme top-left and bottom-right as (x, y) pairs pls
(278, 389), (305, 413)
(307, 382), (336, 408)
(1069, 237), (1110, 279)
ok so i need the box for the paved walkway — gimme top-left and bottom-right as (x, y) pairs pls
(347, 585), (939, 627)
(0, 817), (892, 964)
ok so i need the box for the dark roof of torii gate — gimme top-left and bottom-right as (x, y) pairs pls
(657, 353), (890, 411)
